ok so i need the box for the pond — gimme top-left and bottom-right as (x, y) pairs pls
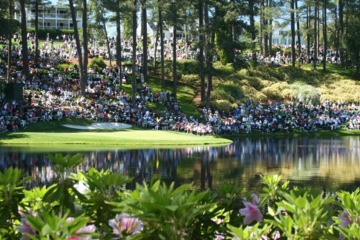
(1, 136), (360, 193)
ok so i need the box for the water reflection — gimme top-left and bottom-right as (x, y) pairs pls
(1, 136), (360, 192)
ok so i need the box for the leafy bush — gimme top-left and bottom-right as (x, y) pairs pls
(181, 74), (200, 87)
(2, 154), (360, 240)
(218, 83), (243, 100)
(213, 62), (235, 77)
(178, 60), (200, 75)
(88, 57), (106, 74)
(290, 82), (320, 103)
(166, 69), (183, 81)
(238, 68), (249, 76)
(245, 77), (268, 91)
(262, 82), (290, 100)
(241, 85), (268, 103)
(226, 73), (244, 82)
(211, 83), (243, 105)
(211, 99), (237, 113)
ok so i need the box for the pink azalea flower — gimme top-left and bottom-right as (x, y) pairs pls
(17, 216), (36, 240)
(338, 211), (352, 227)
(67, 217), (96, 240)
(109, 213), (143, 236)
(239, 194), (263, 225)
(214, 233), (225, 240)
(273, 230), (281, 240)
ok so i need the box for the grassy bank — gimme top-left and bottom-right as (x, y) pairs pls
(0, 118), (232, 147)
(2, 117), (360, 149)
(0, 130), (232, 147)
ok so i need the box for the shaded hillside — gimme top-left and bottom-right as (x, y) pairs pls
(175, 60), (360, 112)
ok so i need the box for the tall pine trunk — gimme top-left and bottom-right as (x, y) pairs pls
(35, 0), (39, 67)
(69, 0), (84, 94)
(249, 0), (257, 64)
(198, 0), (205, 102)
(339, 0), (344, 66)
(295, 0), (301, 55)
(153, 23), (159, 74)
(103, 18), (112, 67)
(141, 0), (147, 82)
(172, 26), (177, 100)
(306, 6), (311, 58)
(291, 0), (296, 67)
(322, 0), (327, 71)
(313, 1), (318, 70)
(20, 0), (29, 78)
(204, 2), (212, 109)
(7, 0), (12, 83)
(268, 0), (273, 56)
(158, 1), (165, 89)
(259, 0), (264, 55)
(131, 0), (137, 104)
(116, 4), (122, 86)
(82, 0), (88, 96)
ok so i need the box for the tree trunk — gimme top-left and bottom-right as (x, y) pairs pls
(344, 0), (348, 68)
(69, 0), (84, 94)
(153, 23), (159, 74)
(249, 0), (257, 64)
(35, 0), (39, 67)
(307, 6), (311, 58)
(268, 0), (273, 56)
(103, 19), (112, 67)
(172, 26), (177, 100)
(198, 0), (205, 102)
(204, 2), (212, 109)
(322, 0), (327, 71)
(116, 4), (122, 86)
(7, 0), (12, 83)
(259, 0), (264, 55)
(313, 1), (318, 70)
(334, 0), (339, 63)
(158, 2), (165, 89)
(295, 0), (301, 55)
(263, 0), (269, 57)
(131, 0), (137, 104)
(339, 0), (344, 66)
(20, 0), (29, 78)
(141, 0), (148, 82)
(291, 0), (296, 67)
(82, 0), (88, 96)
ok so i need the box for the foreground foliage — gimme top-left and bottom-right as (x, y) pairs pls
(0, 153), (359, 239)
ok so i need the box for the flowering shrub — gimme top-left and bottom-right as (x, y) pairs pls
(108, 213), (143, 238)
(1, 154), (360, 239)
(239, 194), (263, 225)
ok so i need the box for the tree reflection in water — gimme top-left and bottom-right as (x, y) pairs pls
(1, 136), (360, 192)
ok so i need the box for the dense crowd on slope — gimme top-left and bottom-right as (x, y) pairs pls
(0, 35), (359, 134)
(1, 70), (360, 135)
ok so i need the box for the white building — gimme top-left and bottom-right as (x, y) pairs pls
(14, 4), (82, 30)
(136, 21), (172, 39)
(271, 28), (307, 48)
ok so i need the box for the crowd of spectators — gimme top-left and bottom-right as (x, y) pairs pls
(1, 65), (360, 135)
(1, 34), (359, 134)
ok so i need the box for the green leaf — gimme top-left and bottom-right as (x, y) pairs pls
(165, 205), (179, 212)
(268, 206), (276, 216)
(295, 196), (307, 209)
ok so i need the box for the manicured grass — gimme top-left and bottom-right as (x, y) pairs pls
(0, 118), (232, 147)
(0, 130), (232, 147)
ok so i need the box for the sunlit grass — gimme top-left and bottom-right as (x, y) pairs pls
(0, 129), (232, 146)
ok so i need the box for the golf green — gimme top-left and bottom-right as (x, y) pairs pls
(0, 129), (232, 147)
